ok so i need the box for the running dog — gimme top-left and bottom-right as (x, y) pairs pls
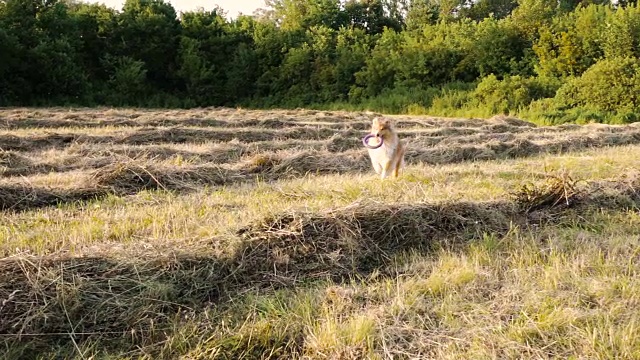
(366, 117), (406, 179)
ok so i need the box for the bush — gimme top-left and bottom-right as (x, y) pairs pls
(472, 74), (560, 114)
(554, 57), (640, 113)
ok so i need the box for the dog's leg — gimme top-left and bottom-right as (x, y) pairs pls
(393, 144), (406, 178)
(381, 160), (392, 179)
(393, 156), (403, 178)
(372, 161), (383, 175)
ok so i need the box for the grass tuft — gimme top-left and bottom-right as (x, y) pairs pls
(511, 170), (583, 212)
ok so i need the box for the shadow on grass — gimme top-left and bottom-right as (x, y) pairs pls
(1, 175), (638, 358)
(0, 200), (517, 359)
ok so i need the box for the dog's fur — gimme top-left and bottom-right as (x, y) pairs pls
(366, 117), (406, 179)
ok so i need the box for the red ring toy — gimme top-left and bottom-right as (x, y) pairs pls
(362, 134), (383, 149)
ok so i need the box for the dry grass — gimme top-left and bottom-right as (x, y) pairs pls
(511, 170), (583, 212)
(1, 107), (640, 359)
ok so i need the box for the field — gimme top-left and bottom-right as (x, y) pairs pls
(1, 107), (640, 359)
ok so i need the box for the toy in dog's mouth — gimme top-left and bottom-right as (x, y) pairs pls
(362, 134), (383, 149)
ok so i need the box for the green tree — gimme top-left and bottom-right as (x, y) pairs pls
(473, 74), (559, 113)
(334, 26), (372, 100)
(468, 18), (530, 77)
(395, 20), (476, 88)
(307, 25), (338, 102)
(266, 0), (343, 30)
(0, 28), (23, 104)
(104, 55), (148, 105)
(176, 37), (215, 105)
(344, 0), (402, 33)
(405, 0), (439, 29)
(532, 10), (602, 78)
(601, 4), (640, 59)
(353, 28), (404, 98)
(252, 21), (305, 101)
(178, 8), (229, 104)
(223, 15), (259, 102)
(115, 0), (180, 92)
(508, 0), (557, 42)
(462, 0), (517, 20)
(224, 42), (259, 101)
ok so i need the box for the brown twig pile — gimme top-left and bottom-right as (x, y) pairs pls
(511, 170), (584, 212)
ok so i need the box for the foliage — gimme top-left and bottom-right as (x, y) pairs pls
(1, 0), (640, 123)
(472, 74), (560, 114)
(555, 57), (640, 114)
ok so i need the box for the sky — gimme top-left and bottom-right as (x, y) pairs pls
(86, 0), (267, 18)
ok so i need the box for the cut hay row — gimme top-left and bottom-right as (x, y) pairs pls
(0, 135), (637, 183)
(0, 107), (506, 131)
(2, 124), (640, 180)
(0, 184), (104, 212)
(237, 171), (640, 283)
(0, 107), (376, 128)
(0, 114), (369, 131)
(1, 172), (638, 356)
(2, 109), (640, 168)
(407, 130), (640, 165)
(0, 126), (364, 152)
(0, 151), (370, 211)
(0, 201), (515, 347)
(1, 130), (640, 211)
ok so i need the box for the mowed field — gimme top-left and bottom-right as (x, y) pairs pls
(1, 107), (640, 359)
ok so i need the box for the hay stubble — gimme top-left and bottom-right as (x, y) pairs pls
(1, 107), (640, 359)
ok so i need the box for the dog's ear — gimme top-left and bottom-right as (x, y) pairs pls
(372, 117), (380, 125)
(378, 117), (393, 128)
(388, 119), (395, 128)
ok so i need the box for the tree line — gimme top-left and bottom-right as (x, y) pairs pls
(1, 0), (640, 124)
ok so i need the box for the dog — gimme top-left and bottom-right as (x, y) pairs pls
(366, 117), (406, 179)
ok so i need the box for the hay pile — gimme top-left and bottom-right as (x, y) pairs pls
(91, 161), (238, 194)
(488, 114), (537, 128)
(512, 171), (582, 212)
(0, 151), (51, 176)
(0, 133), (78, 152)
(0, 183), (104, 211)
(117, 127), (270, 145)
(586, 171), (640, 209)
(91, 162), (169, 193)
(236, 201), (517, 284)
(239, 150), (368, 176)
(0, 150), (32, 169)
(0, 149), (368, 212)
(512, 170), (640, 213)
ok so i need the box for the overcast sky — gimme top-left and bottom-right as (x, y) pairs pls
(86, 0), (267, 18)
